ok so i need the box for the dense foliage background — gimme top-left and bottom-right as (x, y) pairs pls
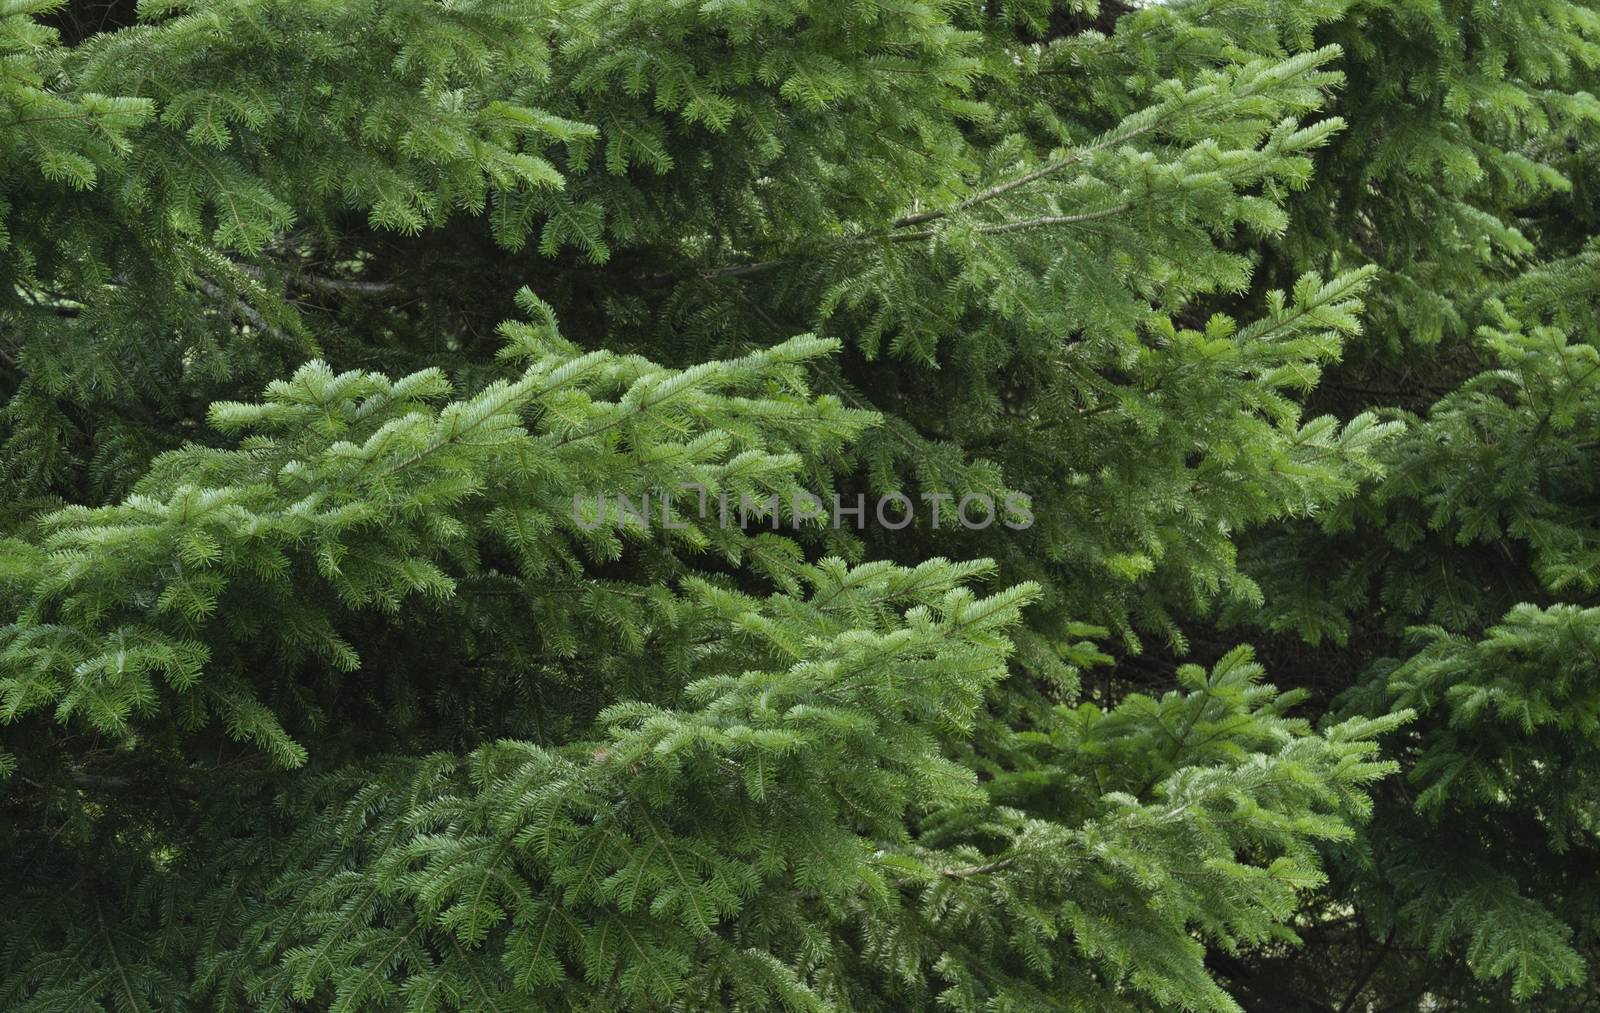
(3, 0), (1600, 1009)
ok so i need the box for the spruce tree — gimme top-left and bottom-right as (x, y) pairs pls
(3, 0), (1600, 1010)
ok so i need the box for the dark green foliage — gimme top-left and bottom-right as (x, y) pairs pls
(5, 0), (1600, 1010)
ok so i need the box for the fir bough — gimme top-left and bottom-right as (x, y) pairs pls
(6, 0), (1600, 1009)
